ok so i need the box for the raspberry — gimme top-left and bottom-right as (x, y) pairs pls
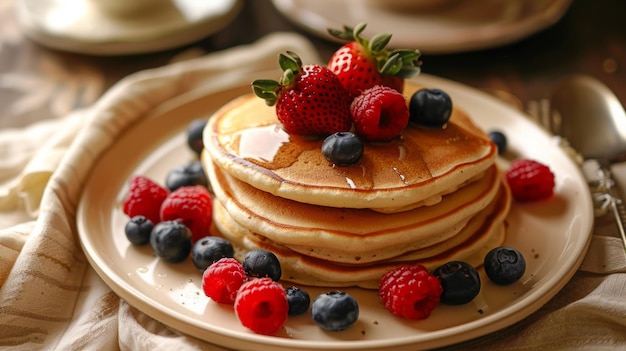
(506, 159), (555, 202)
(379, 264), (443, 320)
(235, 278), (288, 335)
(160, 185), (212, 243)
(202, 257), (247, 304)
(123, 176), (169, 224)
(351, 85), (409, 141)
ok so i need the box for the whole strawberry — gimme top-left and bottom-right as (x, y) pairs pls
(328, 23), (421, 99)
(252, 51), (352, 136)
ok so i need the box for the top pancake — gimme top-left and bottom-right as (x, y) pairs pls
(204, 83), (497, 210)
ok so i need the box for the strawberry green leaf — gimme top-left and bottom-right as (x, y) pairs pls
(369, 33), (392, 53)
(279, 53), (300, 73)
(396, 66), (421, 79)
(252, 79), (280, 106)
(380, 49), (421, 78)
(327, 25), (355, 41)
(280, 69), (296, 87)
(353, 22), (367, 38)
(329, 23), (371, 47)
(328, 22), (422, 80)
(252, 79), (280, 91)
(391, 49), (420, 64)
(380, 53), (404, 75)
(286, 51), (303, 66)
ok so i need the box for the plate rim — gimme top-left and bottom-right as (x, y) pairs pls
(76, 74), (594, 350)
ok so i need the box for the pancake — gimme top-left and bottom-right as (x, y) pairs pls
(204, 83), (498, 211)
(210, 183), (510, 289)
(205, 151), (502, 263)
(202, 80), (511, 289)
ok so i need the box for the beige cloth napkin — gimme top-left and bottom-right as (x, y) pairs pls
(0, 32), (319, 351)
(1, 33), (626, 351)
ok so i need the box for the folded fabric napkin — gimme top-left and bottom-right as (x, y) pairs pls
(1, 33), (625, 351)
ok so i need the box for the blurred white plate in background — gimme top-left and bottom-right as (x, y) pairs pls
(15, 0), (243, 55)
(272, 0), (572, 54)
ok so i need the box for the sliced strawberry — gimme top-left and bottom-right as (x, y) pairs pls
(328, 23), (421, 99)
(252, 52), (352, 136)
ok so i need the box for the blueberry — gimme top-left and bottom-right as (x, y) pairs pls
(187, 119), (207, 156)
(484, 246), (526, 285)
(321, 132), (364, 166)
(311, 291), (359, 331)
(488, 130), (507, 155)
(285, 286), (311, 316)
(433, 261), (481, 305)
(242, 249), (282, 281)
(409, 88), (453, 127)
(124, 215), (153, 246)
(150, 220), (192, 263)
(191, 236), (234, 271)
(165, 161), (209, 192)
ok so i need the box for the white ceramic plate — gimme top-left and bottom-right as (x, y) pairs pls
(77, 74), (593, 350)
(271, 0), (572, 54)
(15, 0), (243, 55)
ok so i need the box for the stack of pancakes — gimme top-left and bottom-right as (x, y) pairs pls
(202, 84), (511, 289)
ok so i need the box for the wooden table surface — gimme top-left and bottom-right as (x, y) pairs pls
(1, 0), (625, 130)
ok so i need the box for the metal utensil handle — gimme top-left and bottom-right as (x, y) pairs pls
(611, 196), (626, 254)
(584, 159), (626, 254)
(598, 160), (626, 254)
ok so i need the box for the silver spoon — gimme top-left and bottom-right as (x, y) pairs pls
(550, 74), (626, 255)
